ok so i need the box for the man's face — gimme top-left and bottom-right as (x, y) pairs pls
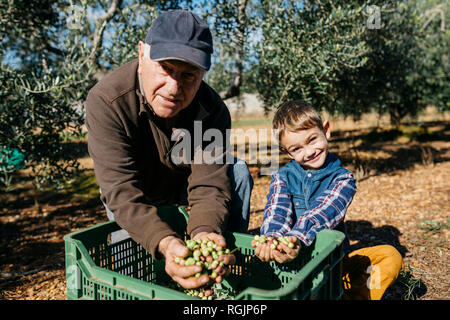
(281, 121), (331, 170)
(138, 42), (206, 118)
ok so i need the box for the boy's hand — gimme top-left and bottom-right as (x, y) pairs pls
(254, 242), (274, 262)
(253, 235), (301, 263)
(272, 236), (301, 263)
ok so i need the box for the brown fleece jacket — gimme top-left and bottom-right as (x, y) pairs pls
(85, 59), (232, 259)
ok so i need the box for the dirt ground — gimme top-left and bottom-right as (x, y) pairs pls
(0, 116), (449, 300)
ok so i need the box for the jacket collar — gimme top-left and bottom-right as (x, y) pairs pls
(291, 152), (341, 180)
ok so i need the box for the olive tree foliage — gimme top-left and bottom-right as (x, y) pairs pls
(253, 0), (370, 115)
(0, 0), (93, 194)
(196, 0), (260, 99)
(252, 0), (448, 125)
(335, 0), (449, 126)
(0, 0), (188, 195)
(414, 0), (449, 115)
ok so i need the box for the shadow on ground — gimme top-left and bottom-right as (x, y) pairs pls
(331, 120), (450, 181)
(0, 169), (106, 293)
(331, 121), (450, 145)
(346, 220), (407, 255)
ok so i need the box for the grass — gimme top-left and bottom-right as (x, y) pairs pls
(417, 218), (450, 234)
(417, 218), (449, 249)
(231, 118), (272, 128)
(396, 266), (427, 300)
(2, 169), (101, 208)
(61, 170), (100, 201)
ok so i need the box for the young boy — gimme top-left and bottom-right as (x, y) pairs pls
(257, 101), (403, 300)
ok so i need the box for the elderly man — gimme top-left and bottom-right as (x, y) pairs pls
(85, 10), (253, 289)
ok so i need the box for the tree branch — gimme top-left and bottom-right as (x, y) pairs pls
(420, 5), (445, 32)
(88, 0), (123, 79)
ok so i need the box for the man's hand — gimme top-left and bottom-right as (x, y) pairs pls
(192, 231), (236, 281)
(158, 235), (210, 289)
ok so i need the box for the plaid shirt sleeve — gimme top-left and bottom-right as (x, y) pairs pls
(260, 172), (295, 238)
(286, 172), (357, 246)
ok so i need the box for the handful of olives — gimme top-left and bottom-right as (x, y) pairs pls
(174, 239), (234, 284)
(251, 235), (298, 252)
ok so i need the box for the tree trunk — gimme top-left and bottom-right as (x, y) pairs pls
(33, 193), (42, 214)
(219, 0), (248, 100)
(389, 106), (404, 128)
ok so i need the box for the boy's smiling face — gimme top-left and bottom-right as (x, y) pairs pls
(281, 121), (331, 170)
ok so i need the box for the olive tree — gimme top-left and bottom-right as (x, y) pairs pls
(253, 0), (449, 125)
(335, 0), (449, 126)
(0, 0), (188, 204)
(253, 0), (370, 114)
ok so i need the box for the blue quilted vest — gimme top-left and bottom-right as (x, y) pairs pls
(277, 152), (351, 253)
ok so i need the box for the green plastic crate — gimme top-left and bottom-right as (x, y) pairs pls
(64, 205), (345, 300)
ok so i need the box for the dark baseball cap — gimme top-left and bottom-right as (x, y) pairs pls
(145, 10), (213, 71)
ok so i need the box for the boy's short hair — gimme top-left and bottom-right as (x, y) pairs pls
(272, 101), (324, 140)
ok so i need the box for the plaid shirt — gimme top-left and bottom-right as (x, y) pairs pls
(261, 170), (357, 246)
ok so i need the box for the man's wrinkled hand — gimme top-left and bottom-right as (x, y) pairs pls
(192, 232), (236, 280)
(158, 235), (209, 289)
